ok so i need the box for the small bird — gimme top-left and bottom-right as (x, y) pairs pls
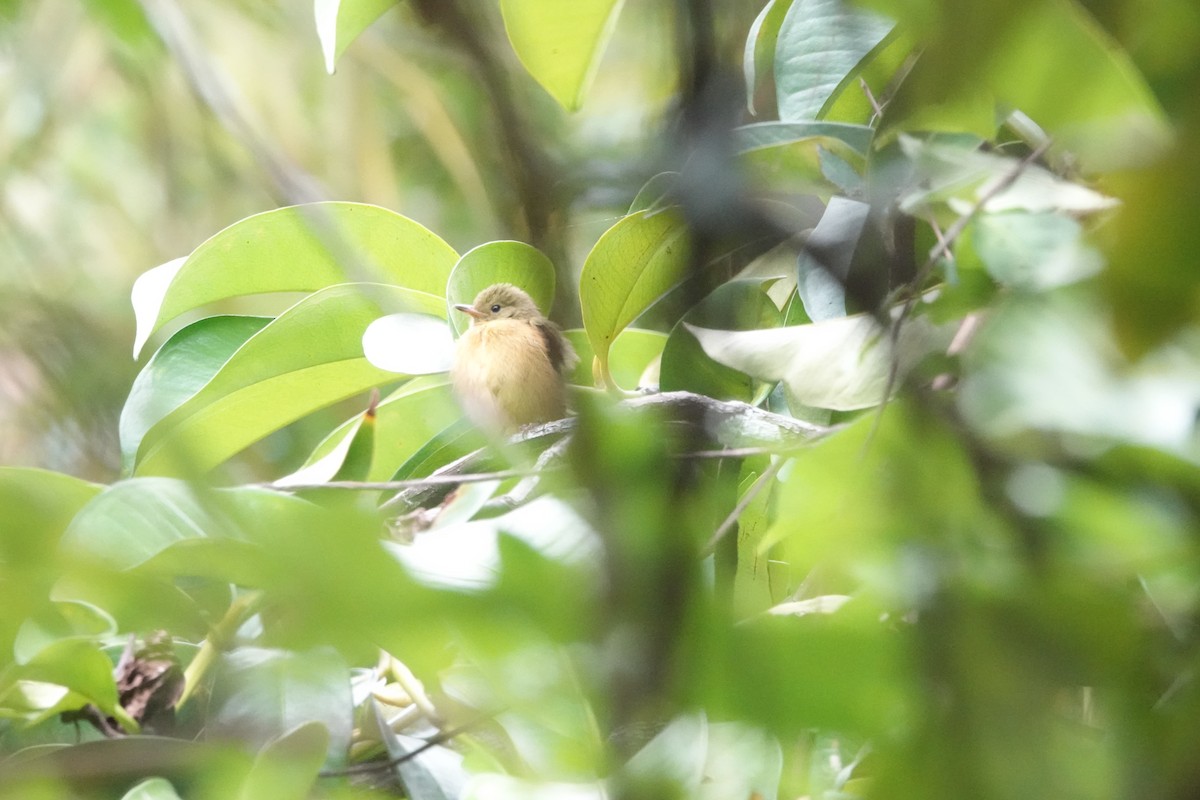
(451, 283), (578, 433)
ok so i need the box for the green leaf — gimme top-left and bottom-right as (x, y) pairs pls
(774, 0), (894, 121)
(211, 648), (351, 762)
(739, 135), (866, 197)
(120, 316), (270, 474)
(733, 121), (874, 156)
(371, 700), (466, 800)
(743, 0), (795, 115)
(796, 197), (871, 322)
(562, 328), (668, 390)
(59, 477), (312, 573)
(121, 777), (184, 800)
(133, 284), (444, 477)
(660, 279), (783, 403)
(236, 722), (330, 800)
(499, 0), (625, 111)
(686, 310), (954, 410)
(445, 241), (557, 337)
(281, 377), (459, 484)
(579, 210), (691, 386)
(15, 639), (119, 717)
(628, 172), (679, 215)
(314, 0), (398, 74)
(969, 212), (1102, 290)
(133, 203), (457, 357)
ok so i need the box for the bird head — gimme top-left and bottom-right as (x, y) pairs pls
(454, 283), (542, 325)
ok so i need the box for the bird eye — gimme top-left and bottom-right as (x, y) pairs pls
(490, 304), (501, 313)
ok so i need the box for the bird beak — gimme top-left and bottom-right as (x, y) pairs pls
(454, 303), (487, 320)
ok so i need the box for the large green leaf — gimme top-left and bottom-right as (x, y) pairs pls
(562, 327), (668, 390)
(120, 316), (271, 474)
(686, 310), (955, 410)
(236, 722), (330, 800)
(774, 0), (894, 121)
(314, 0), (398, 74)
(280, 377), (458, 485)
(133, 203), (457, 357)
(579, 210), (691, 387)
(445, 241), (557, 337)
(133, 284), (443, 477)
(499, 0), (625, 111)
(733, 121), (874, 156)
(743, 0), (795, 115)
(796, 197), (871, 322)
(660, 279), (783, 403)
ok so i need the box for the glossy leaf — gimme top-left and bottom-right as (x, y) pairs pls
(314, 0), (397, 74)
(445, 241), (557, 337)
(660, 279), (783, 403)
(686, 311), (955, 410)
(133, 203), (457, 357)
(797, 197), (871, 322)
(120, 316), (270, 474)
(774, 0), (894, 121)
(133, 284), (444, 477)
(579, 210), (691, 385)
(363, 313), (455, 373)
(499, 0), (624, 111)
(743, 0), (794, 115)
(282, 377), (459, 484)
(562, 328), (668, 390)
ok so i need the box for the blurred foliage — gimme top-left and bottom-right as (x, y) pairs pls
(1, 0), (1199, 799)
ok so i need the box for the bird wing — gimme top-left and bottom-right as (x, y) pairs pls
(534, 319), (579, 375)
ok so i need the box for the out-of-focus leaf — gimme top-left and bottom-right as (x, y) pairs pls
(732, 458), (781, 619)
(282, 377), (458, 484)
(628, 172), (679, 215)
(235, 721), (330, 800)
(499, 0), (624, 111)
(59, 478), (310, 574)
(700, 722), (783, 800)
(12, 601), (115, 665)
(661, 279), (783, 403)
(445, 241), (556, 337)
(821, 29), (915, 124)
(739, 135), (867, 197)
(686, 311), (954, 410)
(743, 0), (794, 115)
(121, 777), (184, 800)
(12, 639), (119, 719)
(896, 136), (1118, 221)
(133, 284), (443, 477)
(372, 700), (466, 800)
(120, 316), (270, 474)
(579, 210), (690, 384)
(873, 0), (1171, 170)
(211, 648), (351, 762)
(391, 419), (486, 481)
(563, 328), (668, 390)
(363, 313), (455, 373)
(132, 203), (456, 357)
(621, 714), (707, 796)
(797, 197), (871, 322)
(734, 121), (874, 156)
(314, 0), (398, 74)
(774, 0), (894, 121)
(968, 212), (1102, 290)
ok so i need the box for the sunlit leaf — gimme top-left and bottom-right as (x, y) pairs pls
(661, 279), (783, 403)
(774, 0), (894, 121)
(363, 313), (455, 373)
(686, 310), (954, 410)
(579, 210), (691, 386)
(133, 203), (457, 357)
(121, 777), (184, 800)
(133, 284), (444, 477)
(499, 0), (625, 111)
(563, 328), (668, 390)
(744, 0), (794, 115)
(445, 241), (557, 337)
(968, 212), (1102, 290)
(314, 0), (398, 74)
(283, 377), (458, 484)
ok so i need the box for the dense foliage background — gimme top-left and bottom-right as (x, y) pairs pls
(2, 0), (1198, 798)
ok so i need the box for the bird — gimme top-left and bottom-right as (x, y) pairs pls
(450, 283), (578, 434)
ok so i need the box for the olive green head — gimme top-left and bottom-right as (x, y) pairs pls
(454, 283), (543, 324)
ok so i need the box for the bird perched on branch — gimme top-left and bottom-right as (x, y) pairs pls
(451, 283), (578, 434)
